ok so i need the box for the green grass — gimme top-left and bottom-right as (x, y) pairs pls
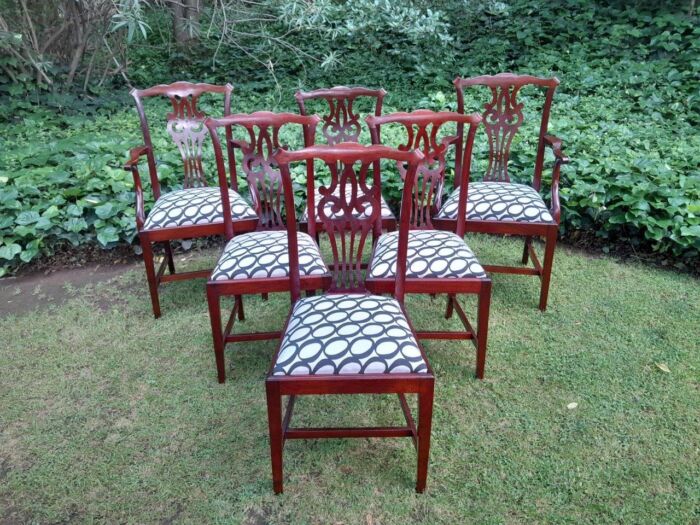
(1, 235), (699, 524)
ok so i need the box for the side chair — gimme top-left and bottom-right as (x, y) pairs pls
(204, 112), (331, 383)
(434, 73), (570, 311)
(124, 82), (257, 318)
(265, 143), (434, 493)
(366, 110), (492, 378)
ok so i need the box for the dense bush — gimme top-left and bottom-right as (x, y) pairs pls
(0, 0), (698, 276)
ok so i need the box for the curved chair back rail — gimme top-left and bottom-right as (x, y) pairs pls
(454, 73), (559, 190)
(275, 143), (424, 298)
(205, 112), (321, 236)
(366, 110), (482, 234)
(295, 86), (386, 145)
(131, 81), (235, 199)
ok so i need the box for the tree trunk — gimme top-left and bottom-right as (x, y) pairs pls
(185, 0), (200, 39)
(172, 1), (188, 44)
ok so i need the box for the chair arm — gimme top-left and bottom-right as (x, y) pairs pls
(123, 145), (149, 171)
(123, 146), (149, 231)
(543, 135), (569, 224)
(544, 135), (570, 164)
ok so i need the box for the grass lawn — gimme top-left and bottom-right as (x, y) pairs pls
(1, 235), (699, 524)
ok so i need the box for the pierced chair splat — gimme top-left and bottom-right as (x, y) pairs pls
(265, 143), (435, 494)
(204, 112), (331, 383)
(366, 110), (492, 378)
(435, 73), (570, 311)
(295, 86), (396, 231)
(124, 82), (257, 318)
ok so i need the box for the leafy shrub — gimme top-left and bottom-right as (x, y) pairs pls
(0, 0), (698, 275)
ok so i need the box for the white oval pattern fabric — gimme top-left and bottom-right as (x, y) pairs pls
(436, 182), (554, 223)
(300, 186), (395, 222)
(369, 230), (487, 280)
(143, 187), (257, 230)
(211, 231), (328, 281)
(272, 294), (428, 376)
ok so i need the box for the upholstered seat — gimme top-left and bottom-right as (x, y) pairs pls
(436, 182), (554, 224)
(211, 231), (327, 281)
(272, 294), (428, 376)
(369, 230), (487, 280)
(301, 186), (395, 222)
(143, 187), (257, 230)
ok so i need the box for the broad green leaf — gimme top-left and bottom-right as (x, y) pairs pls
(95, 202), (116, 219)
(15, 211), (41, 225)
(63, 218), (88, 233)
(97, 227), (119, 246)
(0, 243), (21, 260)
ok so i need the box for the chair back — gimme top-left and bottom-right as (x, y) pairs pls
(205, 112), (320, 237)
(295, 86), (386, 145)
(275, 144), (424, 300)
(131, 82), (235, 199)
(366, 110), (482, 235)
(454, 73), (559, 190)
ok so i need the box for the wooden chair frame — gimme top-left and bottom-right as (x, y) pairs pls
(266, 144), (435, 493)
(204, 112), (331, 383)
(295, 86), (396, 232)
(435, 73), (570, 311)
(365, 110), (492, 378)
(124, 82), (257, 318)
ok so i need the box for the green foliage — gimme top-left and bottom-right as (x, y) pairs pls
(0, 0), (698, 275)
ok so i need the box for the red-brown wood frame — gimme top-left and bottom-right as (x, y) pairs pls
(204, 112), (332, 383)
(365, 110), (492, 378)
(124, 82), (258, 318)
(295, 86), (396, 232)
(439, 73), (570, 311)
(265, 144), (435, 493)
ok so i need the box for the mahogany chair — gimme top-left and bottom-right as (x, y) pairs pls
(434, 73), (570, 311)
(295, 86), (396, 231)
(266, 144), (434, 493)
(204, 112), (331, 383)
(366, 110), (492, 378)
(124, 82), (258, 318)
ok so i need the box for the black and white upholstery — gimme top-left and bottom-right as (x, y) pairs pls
(301, 186), (395, 222)
(272, 294), (428, 376)
(369, 230), (487, 280)
(211, 231), (327, 281)
(143, 187), (257, 230)
(436, 182), (554, 224)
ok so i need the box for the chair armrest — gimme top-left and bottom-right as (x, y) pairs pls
(544, 135), (570, 164)
(543, 135), (569, 224)
(123, 145), (149, 171)
(123, 146), (149, 231)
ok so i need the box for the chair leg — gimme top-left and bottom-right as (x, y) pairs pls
(141, 239), (161, 319)
(207, 287), (226, 384)
(266, 382), (284, 494)
(163, 241), (176, 274)
(475, 281), (492, 379)
(539, 229), (558, 312)
(416, 385), (434, 493)
(521, 236), (532, 264)
(444, 293), (455, 320)
(235, 295), (245, 321)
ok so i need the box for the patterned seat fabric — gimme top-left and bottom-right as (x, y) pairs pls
(436, 182), (554, 224)
(301, 186), (395, 222)
(369, 230), (487, 280)
(211, 231), (328, 281)
(143, 187), (257, 230)
(272, 294), (428, 376)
